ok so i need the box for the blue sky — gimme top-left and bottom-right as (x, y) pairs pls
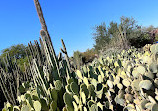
(0, 0), (158, 56)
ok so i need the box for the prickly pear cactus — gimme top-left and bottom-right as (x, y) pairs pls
(2, 0), (158, 111)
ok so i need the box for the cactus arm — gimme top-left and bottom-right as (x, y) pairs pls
(61, 39), (72, 73)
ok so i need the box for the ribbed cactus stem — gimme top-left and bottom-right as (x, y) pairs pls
(34, 40), (42, 66)
(16, 71), (19, 98)
(39, 37), (45, 55)
(24, 62), (29, 81)
(40, 30), (60, 77)
(32, 59), (49, 95)
(0, 69), (10, 103)
(9, 82), (16, 105)
(28, 42), (36, 59)
(0, 69), (15, 105)
(61, 39), (71, 73)
(33, 0), (60, 77)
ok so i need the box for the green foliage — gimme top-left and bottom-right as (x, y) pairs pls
(17, 56), (29, 72)
(72, 48), (97, 70)
(0, 44), (29, 72)
(72, 50), (83, 69)
(0, 44), (26, 59)
(81, 48), (97, 63)
(93, 22), (110, 52)
(93, 16), (155, 53)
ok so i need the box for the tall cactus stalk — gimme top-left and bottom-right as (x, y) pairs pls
(33, 0), (60, 76)
(0, 68), (15, 105)
(60, 39), (71, 73)
(0, 0), (72, 107)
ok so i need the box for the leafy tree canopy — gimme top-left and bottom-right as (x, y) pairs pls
(0, 44), (27, 59)
(0, 44), (28, 71)
(93, 16), (155, 52)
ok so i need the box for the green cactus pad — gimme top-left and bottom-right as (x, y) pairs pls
(148, 96), (156, 104)
(98, 75), (103, 83)
(149, 62), (158, 73)
(117, 83), (123, 90)
(122, 79), (131, 87)
(83, 77), (89, 86)
(150, 44), (156, 54)
(63, 93), (73, 108)
(54, 80), (63, 90)
(19, 85), (26, 93)
(125, 94), (133, 103)
(72, 101), (78, 111)
(13, 106), (20, 111)
(50, 101), (57, 111)
(139, 80), (153, 90)
(131, 79), (140, 91)
(91, 79), (97, 88)
(145, 103), (154, 110)
(97, 102), (103, 110)
(21, 105), (30, 111)
(118, 90), (124, 98)
(83, 65), (88, 74)
(33, 101), (41, 111)
(88, 100), (95, 108)
(50, 88), (58, 101)
(76, 70), (83, 79)
(115, 95), (125, 106)
(70, 82), (79, 95)
(144, 72), (154, 79)
(137, 65), (146, 74)
(40, 98), (48, 111)
(81, 92), (86, 104)
(80, 84), (89, 97)
(68, 78), (74, 84)
(123, 104), (135, 111)
(90, 104), (98, 111)
(140, 99), (149, 110)
(73, 95), (80, 104)
(88, 84), (95, 97)
(132, 69), (140, 78)
(151, 104), (158, 111)
(66, 105), (74, 111)
(107, 80), (113, 89)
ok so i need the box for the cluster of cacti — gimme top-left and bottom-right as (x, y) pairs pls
(2, 0), (158, 111)
(0, 52), (32, 105)
(4, 43), (158, 111)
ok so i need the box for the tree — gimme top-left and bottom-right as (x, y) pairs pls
(118, 16), (139, 48)
(145, 25), (155, 32)
(81, 48), (97, 63)
(73, 51), (83, 70)
(0, 44), (28, 71)
(108, 21), (118, 36)
(93, 16), (155, 52)
(0, 44), (26, 59)
(93, 23), (110, 52)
